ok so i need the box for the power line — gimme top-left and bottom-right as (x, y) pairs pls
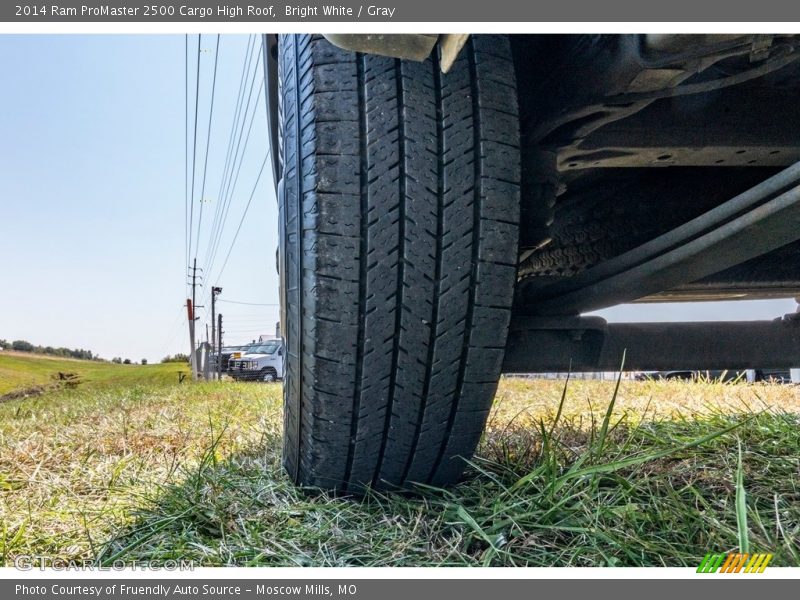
(224, 318), (280, 323)
(223, 314), (280, 318)
(203, 40), (264, 279)
(195, 148), (269, 321)
(209, 151), (269, 285)
(159, 304), (189, 358)
(221, 323), (279, 328)
(193, 36), (269, 328)
(187, 34), (202, 265)
(218, 299), (279, 306)
(195, 40), (263, 320)
(202, 35), (255, 273)
(184, 34), (189, 292)
(221, 316), (281, 322)
(195, 148), (268, 325)
(223, 329), (278, 336)
(194, 34), (221, 264)
(205, 83), (264, 279)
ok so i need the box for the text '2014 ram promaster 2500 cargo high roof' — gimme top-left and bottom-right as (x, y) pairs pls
(262, 34), (800, 492)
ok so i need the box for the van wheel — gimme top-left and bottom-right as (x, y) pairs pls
(262, 369), (277, 383)
(277, 34), (520, 492)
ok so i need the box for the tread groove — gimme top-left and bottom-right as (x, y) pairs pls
(401, 53), (444, 486)
(343, 52), (368, 492)
(372, 58), (407, 486)
(428, 38), (482, 484)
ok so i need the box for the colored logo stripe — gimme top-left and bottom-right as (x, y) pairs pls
(697, 554), (726, 573)
(697, 553), (772, 573)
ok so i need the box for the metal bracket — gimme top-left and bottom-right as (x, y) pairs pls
(519, 160), (800, 316)
(322, 34), (470, 72)
(503, 314), (800, 372)
(323, 34), (438, 62)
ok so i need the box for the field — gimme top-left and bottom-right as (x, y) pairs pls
(0, 352), (186, 397)
(0, 353), (798, 567)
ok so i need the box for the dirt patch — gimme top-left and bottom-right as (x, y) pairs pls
(52, 372), (81, 388)
(0, 385), (50, 403)
(0, 372), (83, 403)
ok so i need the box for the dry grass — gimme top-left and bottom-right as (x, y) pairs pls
(491, 376), (800, 429)
(0, 382), (272, 561)
(0, 372), (798, 567)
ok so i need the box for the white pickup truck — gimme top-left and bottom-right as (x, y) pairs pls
(227, 340), (283, 382)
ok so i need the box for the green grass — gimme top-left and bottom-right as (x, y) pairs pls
(0, 357), (798, 567)
(0, 352), (187, 396)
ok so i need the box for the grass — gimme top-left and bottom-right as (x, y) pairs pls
(0, 358), (798, 567)
(0, 352), (187, 396)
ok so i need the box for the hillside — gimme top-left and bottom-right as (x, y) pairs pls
(0, 351), (188, 397)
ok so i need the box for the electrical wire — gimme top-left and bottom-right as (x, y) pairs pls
(218, 299), (279, 306)
(202, 40), (259, 277)
(187, 34), (202, 265)
(195, 40), (264, 320)
(194, 34), (221, 264)
(204, 43), (265, 278)
(209, 151), (270, 286)
(184, 34), (189, 294)
(190, 36), (271, 335)
(202, 35), (255, 274)
(158, 304), (190, 360)
(205, 84), (264, 277)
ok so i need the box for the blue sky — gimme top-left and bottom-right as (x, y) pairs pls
(0, 34), (794, 362)
(0, 35), (278, 362)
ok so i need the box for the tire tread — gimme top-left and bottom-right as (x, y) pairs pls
(279, 35), (520, 491)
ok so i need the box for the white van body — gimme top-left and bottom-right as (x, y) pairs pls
(228, 340), (284, 382)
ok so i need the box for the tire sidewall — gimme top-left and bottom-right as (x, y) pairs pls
(276, 35), (302, 481)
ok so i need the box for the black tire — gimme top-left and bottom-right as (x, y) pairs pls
(277, 34), (520, 492)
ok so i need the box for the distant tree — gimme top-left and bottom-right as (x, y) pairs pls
(123, 359), (132, 365)
(5, 339), (96, 360)
(141, 358), (148, 365)
(161, 353), (189, 364)
(112, 357), (122, 364)
(12, 340), (34, 352)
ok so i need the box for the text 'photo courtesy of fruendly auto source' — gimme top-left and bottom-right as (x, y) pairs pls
(2, 1), (800, 595)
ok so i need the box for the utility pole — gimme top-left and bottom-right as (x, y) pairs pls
(205, 323), (210, 378)
(211, 286), (222, 379)
(186, 298), (196, 381)
(187, 258), (203, 381)
(217, 313), (223, 381)
(191, 258), (198, 325)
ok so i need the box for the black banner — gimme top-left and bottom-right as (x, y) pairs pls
(4, 579), (800, 600)
(4, 0), (800, 22)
